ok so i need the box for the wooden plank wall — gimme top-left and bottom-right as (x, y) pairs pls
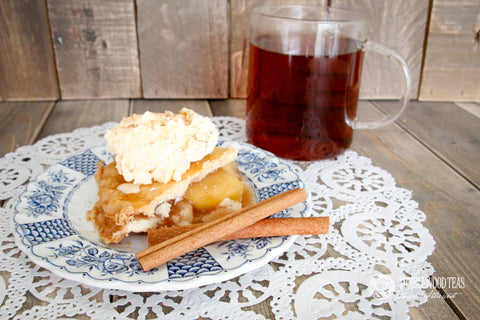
(419, 0), (480, 101)
(0, 0), (59, 101)
(47, 0), (141, 99)
(0, 0), (478, 102)
(137, 0), (229, 98)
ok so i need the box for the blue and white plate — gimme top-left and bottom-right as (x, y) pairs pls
(12, 140), (311, 291)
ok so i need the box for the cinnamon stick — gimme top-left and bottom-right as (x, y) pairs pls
(136, 188), (307, 271)
(147, 217), (329, 246)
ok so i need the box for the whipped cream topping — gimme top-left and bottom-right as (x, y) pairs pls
(105, 108), (219, 185)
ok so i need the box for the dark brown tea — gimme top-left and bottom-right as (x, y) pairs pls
(246, 34), (364, 160)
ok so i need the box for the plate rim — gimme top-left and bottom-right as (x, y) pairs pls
(12, 139), (311, 291)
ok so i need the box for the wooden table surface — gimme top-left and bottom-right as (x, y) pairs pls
(1, 98), (479, 320)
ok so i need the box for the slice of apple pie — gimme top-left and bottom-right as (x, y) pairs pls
(87, 109), (254, 244)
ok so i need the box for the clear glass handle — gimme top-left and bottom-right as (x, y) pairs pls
(353, 41), (411, 129)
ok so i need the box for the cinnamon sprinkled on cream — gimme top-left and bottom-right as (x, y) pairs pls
(105, 108), (218, 185)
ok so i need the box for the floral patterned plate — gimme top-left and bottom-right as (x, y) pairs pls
(12, 140), (310, 291)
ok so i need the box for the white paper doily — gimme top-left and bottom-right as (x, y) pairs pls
(0, 117), (435, 320)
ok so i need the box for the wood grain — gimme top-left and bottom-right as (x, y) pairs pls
(209, 99), (247, 118)
(455, 102), (480, 119)
(373, 101), (480, 189)
(36, 100), (130, 140)
(0, 0), (59, 101)
(419, 0), (480, 101)
(409, 287), (460, 320)
(137, 0), (228, 98)
(353, 101), (480, 320)
(47, 0), (141, 99)
(0, 101), (54, 157)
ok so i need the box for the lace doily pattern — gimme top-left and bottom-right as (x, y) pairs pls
(0, 117), (435, 319)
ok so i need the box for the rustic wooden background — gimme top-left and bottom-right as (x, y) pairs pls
(0, 0), (479, 102)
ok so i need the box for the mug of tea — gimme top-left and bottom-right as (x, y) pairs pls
(246, 5), (411, 160)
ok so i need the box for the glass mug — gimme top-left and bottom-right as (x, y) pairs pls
(246, 5), (411, 160)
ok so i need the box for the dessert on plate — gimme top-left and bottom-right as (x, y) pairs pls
(88, 108), (254, 244)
